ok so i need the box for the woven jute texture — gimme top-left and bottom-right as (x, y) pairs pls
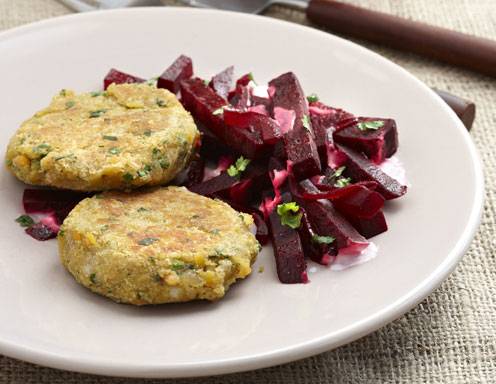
(0, 0), (495, 383)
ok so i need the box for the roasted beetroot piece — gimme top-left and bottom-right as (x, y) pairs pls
(25, 223), (57, 241)
(23, 189), (88, 222)
(209, 66), (234, 100)
(203, 155), (234, 181)
(298, 210), (337, 265)
(103, 68), (145, 90)
(198, 125), (234, 160)
(227, 73), (252, 104)
(189, 172), (235, 197)
(183, 153), (205, 188)
(224, 110), (282, 145)
(157, 55), (193, 93)
(253, 212), (270, 245)
(180, 78), (270, 158)
(346, 211), (388, 239)
(297, 182), (379, 202)
(295, 180), (368, 251)
(337, 144), (407, 200)
(333, 185), (385, 219)
(270, 72), (321, 179)
(309, 101), (355, 162)
(333, 118), (398, 163)
(268, 193), (308, 284)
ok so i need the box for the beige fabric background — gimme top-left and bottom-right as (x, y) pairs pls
(0, 0), (495, 382)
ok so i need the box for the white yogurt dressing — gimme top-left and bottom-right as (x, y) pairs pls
(379, 156), (410, 186)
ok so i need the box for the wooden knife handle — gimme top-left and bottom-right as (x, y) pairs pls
(307, 0), (496, 77)
(433, 89), (476, 130)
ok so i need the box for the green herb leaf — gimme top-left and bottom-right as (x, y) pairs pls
(143, 130), (152, 137)
(89, 109), (107, 118)
(171, 261), (185, 271)
(137, 207), (148, 212)
(59, 89), (67, 97)
(90, 91), (104, 97)
(159, 159), (170, 169)
(65, 101), (75, 109)
(277, 202), (303, 229)
(333, 166), (346, 178)
(248, 72), (257, 85)
(334, 177), (352, 188)
(227, 156), (251, 178)
(15, 215), (34, 228)
(138, 237), (159, 246)
(156, 99), (166, 107)
(357, 120), (385, 131)
(58, 229), (65, 237)
(122, 173), (134, 182)
(203, 79), (210, 86)
(33, 143), (51, 157)
(108, 147), (121, 155)
(312, 234), (335, 245)
(307, 93), (319, 103)
(301, 115), (311, 131)
(103, 135), (118, 141)
(89, 273), (97, 284)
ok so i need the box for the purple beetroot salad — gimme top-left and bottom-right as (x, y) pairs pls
(15, 56), (408, 284)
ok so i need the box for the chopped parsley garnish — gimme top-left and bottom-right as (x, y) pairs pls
(248, 72), (257, 84)
(212, 106), (226, 116)
(227, 156), (250, 178)
(277, 202), (303, 229)
(171, 261), (185, 271)
(147, 77), (159, 86)
(331, 166), (351, 188)
(58, 229), (65, 237)
(108, 147), (121, 155)
(137, 165), (152, 177)
(65, 101), (75, 109)
(89, 109), (107, 118)
(307, 93), (319, 103)
(312, 235), (335, 245)
(122, 173), (134, 182)
(301, 115), (311, 131)
(34, 143), (51, 157)
(156, 99), (166, 107)
(159, 159), (170, 169)
(89, 273), (97, 284)
(90, 91), (105, 97)
(103, 135), (118, 141)
(203, 79), (210, 86)
(138, 237), (159, 246)
(334, 177), (352, 188)
(357, 120), (384, 131)
(143, 130), (152, 137)
(137, 207), (148, 212)
(55, 154), (73, 161)
(15, 215), (34, 228)
(333, 166), (346, 178)
(59, 89), (67, 97)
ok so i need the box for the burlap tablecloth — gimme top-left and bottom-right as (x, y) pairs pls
(0, 0), (494, 382)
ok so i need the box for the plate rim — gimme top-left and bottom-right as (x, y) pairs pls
(0, 6), (484, 378)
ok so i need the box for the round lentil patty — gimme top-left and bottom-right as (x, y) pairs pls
(58, 187), (260, 305)
(6, 83), (199, 191)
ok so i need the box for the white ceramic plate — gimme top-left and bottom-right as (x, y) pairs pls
(0, 8), (483, 378)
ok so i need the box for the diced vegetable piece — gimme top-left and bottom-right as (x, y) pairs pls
(252, 212), (270, 245)
(23, 189), (88, 222)
(346, 211), (388, 239)
(197, 124), (235, 160)
(296, 182), (379, 202)
(103, 68), (145, 90)
(295, 180), (368, 251)
(283, 128), (321, 180)
(337, 144), (407, 200)
(270, 72), (321, 180)
(227, 73), (252, 104)
(333, 118), (398, 163)
(298, 210), (337, 265)
(224, 110), (282, 145)
(333, 185), (385, 219)
(309, 101), (355, 161)
(209, 66), (234, 100)
(25, 223), (57, 241)
(180, 78), (270, 158)
(268, 192), (308, 284)
(183, 153), (205, 188)
(188, 172), (237, 197)
(157, 55), (193, 93)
